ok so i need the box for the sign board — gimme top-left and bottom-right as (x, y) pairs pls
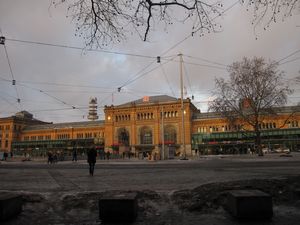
(143, 96), (149, 102)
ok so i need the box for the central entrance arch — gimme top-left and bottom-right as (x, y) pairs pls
(164, 124), (177, 144)
(117, 127), (130, 146)
(139, 126), (153, 145)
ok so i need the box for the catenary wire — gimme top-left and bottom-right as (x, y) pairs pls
(160, 62), (176, 97)
(183, 59), (194, 98)
(183, 54), (228, 67)
(5, 37), (164, 59)
(2, 44), (22, 109)
(160, 0), (241, 56)
(17, 83), (86, 114)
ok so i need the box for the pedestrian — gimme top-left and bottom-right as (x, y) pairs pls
(106, 151), (110, 160)
(87, 147), (97, 176)
(53, 153), (58, 163)
(3, 152), (8, 161)
(72, 148), (77, 162)
(47, 151), (53, 164)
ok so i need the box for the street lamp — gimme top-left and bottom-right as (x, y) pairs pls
(179, 53), (186, 159)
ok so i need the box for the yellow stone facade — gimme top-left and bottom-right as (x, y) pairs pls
(0, 95), (299, 156)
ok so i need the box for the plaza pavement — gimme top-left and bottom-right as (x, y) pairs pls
(0, 153), (300, 224)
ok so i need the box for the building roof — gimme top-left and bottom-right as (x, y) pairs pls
(0, 111), (48, 125)
(114, 95), (179, 108)
(193, 105), (300, 120)
(23, 120), (105, 131)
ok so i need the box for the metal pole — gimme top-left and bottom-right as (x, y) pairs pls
(179, 53), (186, 159)
(161, 106), (165, 160)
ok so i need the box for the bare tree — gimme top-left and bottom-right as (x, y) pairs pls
(209, 57), (293, 155)
(52, 0), (299, 47)
(243, 0), (300, 30)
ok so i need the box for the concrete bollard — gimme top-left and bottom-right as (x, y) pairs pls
(226, 189), (273, 220)
(99, 192), (138, 222)
(0, 193), (23, 221)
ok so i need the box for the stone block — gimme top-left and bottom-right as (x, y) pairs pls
(226, 189), (273, 219)
(99, 192), (138, 222)
(0, 193), (23, 221)
(294, 188), (300, 198)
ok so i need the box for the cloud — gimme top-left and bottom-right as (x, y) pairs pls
(0, 0), (299, 122)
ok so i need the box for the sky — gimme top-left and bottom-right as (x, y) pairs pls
(0, 0), (299, 123)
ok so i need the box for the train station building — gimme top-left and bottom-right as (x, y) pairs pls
(0, 95), (299, 157)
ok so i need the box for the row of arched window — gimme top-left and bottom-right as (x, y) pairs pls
(115, 110), (180, 122)
(288, 120), (299, 128)
(197, 125), (242, 133)
(258, 123), (277, 129)
(161, 111), (179, 118)
(197, 121), (300, 134)
(116, 126), (177, 145)
(76, 133), (93, 139)
(23, 131), (104, 141)
(137, 113), (154, 120)
(57, 134), (70, 140)
(115, 114), (131, 122)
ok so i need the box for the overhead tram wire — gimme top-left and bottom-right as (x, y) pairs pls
(5, 8), (233, 96)
(2, 75), (118, 93)
(279, 56), (300, 66)
(98, 92), (118, 106)
(116, 60), (156, 91)
(114, 1), (240, 91)
(124, 88), (175, 96)
(5, 38), (175, 94)
(276, 49), (300, 64)
(175, 60), (227, 70)
(5, 38), (160, 59)
(18, 80), (117, 91)
(159, 61), (176, 97)
(159, 0), (241, 57)
(2, 43), (22, 109)
(183, 54), (228, 68)
(117, 55), (178, 90)
(17, 83), (86, 114)
(0, 95), (19, 111)
(0, 76), (11, 82)
(29, 106), (88, 113)
(182, 58), (195, 99)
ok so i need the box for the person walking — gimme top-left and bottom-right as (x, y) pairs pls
(3, 152), (8, 161)
(87, 147), (97, 176)
(47, 151), (53, 164)
(72, 148), (77, 162)
(106, 150), (110, 160)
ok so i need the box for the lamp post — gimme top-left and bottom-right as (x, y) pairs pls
(179, 53), (186, 159)
(161, 106), (165, 160)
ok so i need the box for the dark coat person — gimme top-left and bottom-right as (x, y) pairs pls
(72, 148), (77, 162)
(87, 147), (97, 176)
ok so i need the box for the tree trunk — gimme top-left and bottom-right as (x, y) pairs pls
(255, 130), (263, 156)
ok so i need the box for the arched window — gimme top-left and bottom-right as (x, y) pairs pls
(140, 126), (152, 144)
(164, 125), (177, 144)
(118, 128), (129, 146)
